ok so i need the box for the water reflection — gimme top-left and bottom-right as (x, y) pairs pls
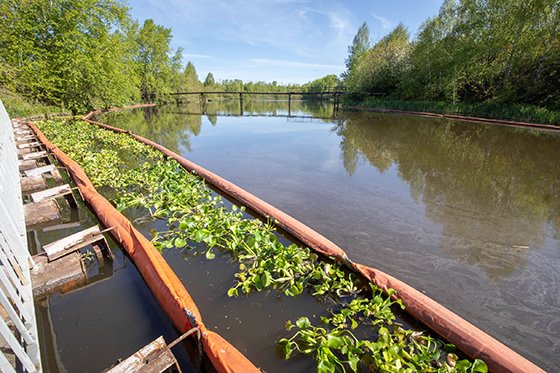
(97, 100), (336, 145)
(98, 104), (560, 280)
(337, 113), (560, 279)
(97, 102), (560, 370)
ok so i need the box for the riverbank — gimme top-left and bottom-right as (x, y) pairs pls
(344, 97), (560, 126)
(0, 89), (69, 118)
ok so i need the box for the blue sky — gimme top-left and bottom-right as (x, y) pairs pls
(127, 0), (443, 84)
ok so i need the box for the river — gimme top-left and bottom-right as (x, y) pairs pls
(96, 99), (560, 371)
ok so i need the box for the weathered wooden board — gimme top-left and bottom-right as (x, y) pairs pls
(17, 142), (41, 149)
(17, 147), (32, 156)
(31, 252), (86, 298)
(15, 135), (36, 142)
(24, 200), (60, 226)
(21, 176), (47, 193)
(43, 225), (103, 261)
(22, 151), (48, 161)
(18, 160), (37, 172)
(24, 164), (55, 178)
(105, 336), (179, 373)
(42, 221), (82, 232)
(30, 184), (72, 203)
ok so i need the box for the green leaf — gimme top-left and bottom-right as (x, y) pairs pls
(444, 343), (457, 352)
(174, 237), (187, 248)
(227, 287), (238, 297)
(317, 356), (335, 373)
(348, 353), (359, 372)
(295, 317), (311, 329)
(262, 271), (272, 287)
(455, 359), (472, 371)
(326, 334), (343, 349)
(471, 359), (488, 373)
(205, 249), (216, 259)
(277, 338), (292, 360)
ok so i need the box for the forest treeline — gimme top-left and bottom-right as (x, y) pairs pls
(2, 0), (557, 120)
(0, 0), (341, 114)
(343, 0), (559, 114)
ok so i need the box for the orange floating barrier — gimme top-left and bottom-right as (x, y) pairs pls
(80, 105), (545, 373)
(27, 120), (260, 373)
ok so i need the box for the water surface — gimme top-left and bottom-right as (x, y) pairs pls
(98, 101), (560, 371)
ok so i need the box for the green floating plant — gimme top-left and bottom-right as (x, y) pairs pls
(37, 119), (487, 373)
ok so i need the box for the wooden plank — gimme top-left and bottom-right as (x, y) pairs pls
(42, 221), (82, 232)
(17, 148), (32, 156)
(24, 164), (55, 178)
(21, 176), (47, 193)
(31, 252), (86, 298)
(22, 151), (48, 161)
(17, 142), (41, 149)
(14, 131), (32, 137)
(19, 160), (37, 172)
(42, 225), (102, 261)
(15, 135), (36, 142)
(30, 184), (71, 203)
(105, 336), (178, 373)
(24, 200), (60, 226)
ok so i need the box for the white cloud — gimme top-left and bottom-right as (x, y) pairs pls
(371, 13), (393, 30)
(128, 0), (357, 82)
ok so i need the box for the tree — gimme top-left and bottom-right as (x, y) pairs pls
(342, 22), (370, 83)
(169, 48), (184, 92)
(0, 0), (138, 113)
(303, 75), (342, 92)
(351, 24), (410, 95)
(134, 19), (176, 102)
(203, 72), (216, 88)
(182, 62), (201, 91)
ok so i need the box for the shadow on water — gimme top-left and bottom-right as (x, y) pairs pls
(97, 101), (560, 371)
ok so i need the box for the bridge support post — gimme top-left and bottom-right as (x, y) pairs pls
(200, 93), (207, 114)
(288, 93), (291, 116)
(239, 93), (243, 116)
(333, 93), (340, 118)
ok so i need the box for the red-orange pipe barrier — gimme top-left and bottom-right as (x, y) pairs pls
(345, 106), (560, 131)
(81, 106), (544, 373)
(26, 120), (260, 373)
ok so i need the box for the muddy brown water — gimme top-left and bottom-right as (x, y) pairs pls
(95, 100), (560, 371)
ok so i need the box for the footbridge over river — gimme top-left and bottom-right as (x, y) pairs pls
(170, 90), (383, 117)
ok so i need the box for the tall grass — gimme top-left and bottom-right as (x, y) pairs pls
(0, 88), (68, 118)
(345, 97), (560, 125)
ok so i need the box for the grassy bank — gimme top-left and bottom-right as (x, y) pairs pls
(0, 88), (68, 118)
(345, 97), (560, 125)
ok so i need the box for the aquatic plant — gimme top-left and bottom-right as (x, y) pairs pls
(37, 119), (486, 372)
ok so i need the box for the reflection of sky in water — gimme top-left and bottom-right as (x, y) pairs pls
(99, 103), (560, 371)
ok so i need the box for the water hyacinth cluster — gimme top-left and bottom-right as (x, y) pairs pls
(37, 119), (486, 372)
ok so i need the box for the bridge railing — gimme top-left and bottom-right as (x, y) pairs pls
(0, 99), (42, 372)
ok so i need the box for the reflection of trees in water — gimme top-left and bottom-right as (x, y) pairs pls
(97, 100), (336, 154)
(181, 97), (336, 120)
(336, 113), (560, 279)
(99, 106), (202, 152)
